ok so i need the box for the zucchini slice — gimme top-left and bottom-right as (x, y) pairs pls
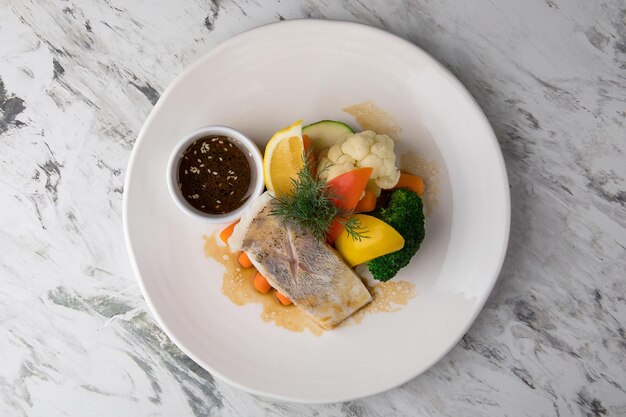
(302, 120), (354, 149)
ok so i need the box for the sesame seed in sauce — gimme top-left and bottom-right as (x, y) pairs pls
(178, 135), (251, 214)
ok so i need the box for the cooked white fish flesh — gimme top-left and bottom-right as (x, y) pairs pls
(229, 192), (372, 329)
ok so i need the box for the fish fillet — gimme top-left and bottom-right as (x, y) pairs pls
(229, 192), (372, 329)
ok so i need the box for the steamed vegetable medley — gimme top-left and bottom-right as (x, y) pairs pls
(220, 120), (426, 308)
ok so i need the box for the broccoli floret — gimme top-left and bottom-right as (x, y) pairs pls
(368, 188), (425, 281)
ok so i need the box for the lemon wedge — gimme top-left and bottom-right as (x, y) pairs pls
(263, 120), (304, 196)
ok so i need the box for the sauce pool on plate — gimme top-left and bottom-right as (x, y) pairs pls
(178, 136), (251, 214)
(203, 234), (416, 336)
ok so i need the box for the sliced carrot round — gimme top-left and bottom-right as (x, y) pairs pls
(355, 190), (376, 212)
(253, 272), (272, 294)
(393, 172), (425, 196)
(275, 291), (292, 306)
(238, 252), (253, 268)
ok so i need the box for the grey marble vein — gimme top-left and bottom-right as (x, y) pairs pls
(0, 0), (624, 416)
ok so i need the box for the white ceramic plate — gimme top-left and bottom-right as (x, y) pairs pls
(123, 20), (510, 403)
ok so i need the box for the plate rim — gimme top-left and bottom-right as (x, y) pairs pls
(122, 18), (511, 404)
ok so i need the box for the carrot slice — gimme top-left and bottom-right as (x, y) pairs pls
(302, 134), (312, 154)
(393, 172), (425, 196)
(253, 272), (272, 294)
(219, 220), (240, 245)
(354, 190), (376, 212)
(302, 134), (317, 176)
(275, 291), (292, 305)
(325, 167), (373, 242)
(238, 252), (253, 268)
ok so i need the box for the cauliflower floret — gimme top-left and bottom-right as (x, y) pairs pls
(327, 143), (343, 162)
(374, 133), (394, 147)
(378, 160), (398, 178)
(318, 131), (400, 190)
(360, 130), (377, 141)
(358, 154), (384, 177)
(376, 168), (401, 189)
(317, 157), (333, 178)
(318, 157), (353, 181)
(335, 154), (356, 166)
(341, 133), (374, 161)
(370, 142), (394, 160)
(326, 163), (352, 180)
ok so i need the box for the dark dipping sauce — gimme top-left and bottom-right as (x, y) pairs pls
(178, 135), (251, 214)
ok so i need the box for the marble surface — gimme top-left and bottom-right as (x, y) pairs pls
(1, 0), (625, 415)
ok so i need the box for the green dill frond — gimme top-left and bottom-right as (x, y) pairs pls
(270, 150), (368, 242)
(339, 215), (369, 242)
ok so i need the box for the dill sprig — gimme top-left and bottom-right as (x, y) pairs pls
(270, 152), (368, 241)
(341, 215), (369, 241)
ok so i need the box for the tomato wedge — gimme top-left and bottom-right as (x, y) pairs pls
(325, 167), (373, 243)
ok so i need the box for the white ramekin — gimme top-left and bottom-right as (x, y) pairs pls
(166, 125), (264, 224)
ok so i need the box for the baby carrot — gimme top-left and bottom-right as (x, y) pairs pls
(302, 134), (312, 154)
(394, 172), (425, 196)
(253, 272), (272, 294)
(219, 220), (240, 245)
(302, 134), (317, 176)
(354, 190), (377, 212)
(275, 291), (292, 306)
(238, 252), (253, 268)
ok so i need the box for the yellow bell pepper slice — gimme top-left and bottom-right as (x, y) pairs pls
(335, 214), (405, 267)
